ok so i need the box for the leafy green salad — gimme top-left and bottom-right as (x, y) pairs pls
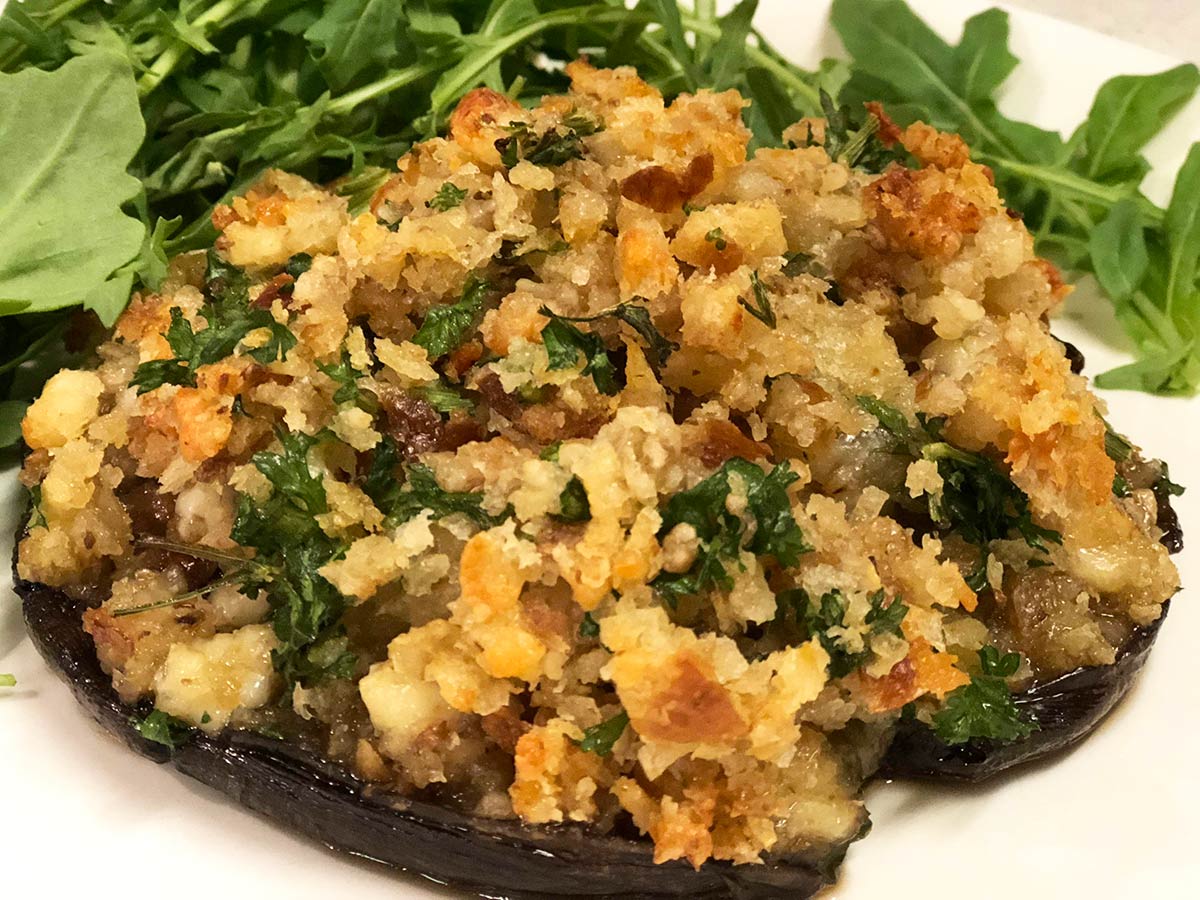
(0, 0), (1196, 454)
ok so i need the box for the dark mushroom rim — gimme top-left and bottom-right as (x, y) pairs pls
(15, 566), (858, 900)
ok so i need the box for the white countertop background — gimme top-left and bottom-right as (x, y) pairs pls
(1006, 0), (1199, 60)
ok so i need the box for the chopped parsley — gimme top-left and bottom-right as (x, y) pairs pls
(231, 429), (356, 689)
(652, 458), (810, 606)
(132, 709), (195, 749)
(283, 252), (313, 279)
(27, 483), (46, 530)
(578, 612), (600, 638)
(1155, 462), (1185, 497)
(931, 647), (1037, 745)
(775, 588), (908, 678)
(539, 441), (562, 462)
(541, 302), (677, 371)
(857, 395), (1062, 555)
(496, 111), (602, 168)
(427, 181), (467, 211)
(704, 227), (727, 251)
(131, 251), (296, 393)
(318, 349), (371, 407)
(577, 710), (628, 755)
(552, 476), (591, 523)
(412, 274), (490, 361)
(1102, 419), (1134, 463)
(738, 271), (777, 328)
(364, 442), (509, 531)
(417, 379), (474, 413)
(1112, 473), (1132, 498)
(539, 307), (622, 395)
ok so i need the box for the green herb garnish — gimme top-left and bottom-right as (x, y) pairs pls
(858, 395), (1062, 554)
(704, 227), (728, 251)
(412, 274), (490, 361)
(653, 457), (810, 605)
(318, 349), (372, 408)
(931, 646), (1037, 744)
(496, 111), (602, 168)
(579, 612), (601, 638)
(363, 446), (508, 532)
(739, 271), (777, 327)
(577, 711), (629, 756)
(810, 88), (902, 172)
(229, 429), (357, 689)
(132, 252), (295, 393)
(776, 588), (908, 678)
(542, 302), (677, 372)
(427, 182), (468, 211)
(132, 709), (195, 749)
(539, 308), (622, 396)
(417, 380), (475, 413)
(553, 476), (591, 523)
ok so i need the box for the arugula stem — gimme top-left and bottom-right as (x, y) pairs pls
(0, 319), (67, 376)
(0, 0), (97, 69)
(137, 0), (240, 96)
(692, 0), (717, 58)
(683, 17), (822, 111)
(326, 60), (443, 117)
(982, 155), (1165, 226)
(430, 7), (642, 117)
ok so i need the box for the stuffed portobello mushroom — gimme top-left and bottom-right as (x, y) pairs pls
(14, 63), (1181, 896)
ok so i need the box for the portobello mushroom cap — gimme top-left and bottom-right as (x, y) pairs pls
(880, 490), (1181, 781)
(16, 567), (861, 900)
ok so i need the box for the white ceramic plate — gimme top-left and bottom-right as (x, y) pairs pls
(2, 1), (1197, 896)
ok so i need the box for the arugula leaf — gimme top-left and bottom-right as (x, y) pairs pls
(1081, 64), (1200, 181)
(0, 54), (145, 322)
(0, 398), (25, 447)
(552, 476), (591, 523)
(577, 710), (629, 755)
(132, 709), (195, 749)
(833, 0), (1200, 394)
(412, 274), (489, 360)
(427, 181), (468, 211)
(304, 0), (404, 90)
(1089, 200), (1149, 303)
(932, 646), (1036, 744)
